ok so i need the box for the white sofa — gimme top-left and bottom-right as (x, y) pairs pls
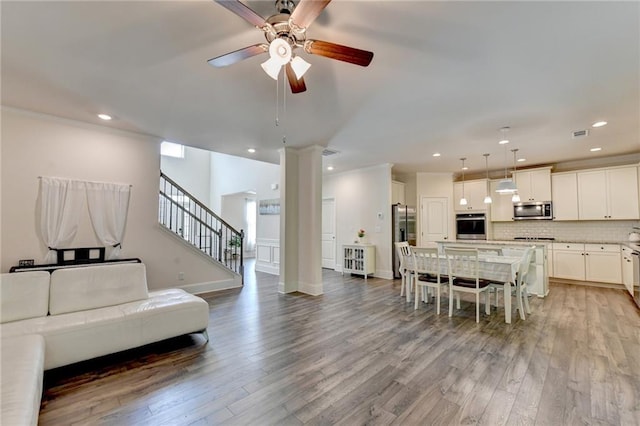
(0, 262), (210, 426)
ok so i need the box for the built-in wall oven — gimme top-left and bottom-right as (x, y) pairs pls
(456, 213), (487, 240)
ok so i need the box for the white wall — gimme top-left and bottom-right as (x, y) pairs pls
(210, 152), (280, 241)
(1, 108), (237, 291)
(161, 145), (212, 207)
(323, 164), (393, 279)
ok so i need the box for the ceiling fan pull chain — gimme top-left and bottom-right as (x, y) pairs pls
(282, 69), (287, 144)
(275, 72), (280, 127)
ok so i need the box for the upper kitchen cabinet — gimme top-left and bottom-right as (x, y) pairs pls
(577, 166), (640, 220)
(489, 179), (513, 221)
(551, 172), (579, 220)
(392, 180), (406, 205)
(454, 179), (489, 212)
(514, 168), (552, 202)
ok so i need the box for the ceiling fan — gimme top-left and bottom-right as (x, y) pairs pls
(207, 0), (374, 94)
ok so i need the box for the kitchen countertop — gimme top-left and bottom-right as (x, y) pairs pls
(439, 239), (640, 251)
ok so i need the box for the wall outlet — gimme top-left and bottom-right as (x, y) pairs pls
(178, 272), (185, 281)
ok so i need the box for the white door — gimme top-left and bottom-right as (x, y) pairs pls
(420, 197), (449, 244)
(322, 198), (336, 269)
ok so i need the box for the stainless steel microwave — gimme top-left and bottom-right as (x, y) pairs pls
(513, 201), (553, 220)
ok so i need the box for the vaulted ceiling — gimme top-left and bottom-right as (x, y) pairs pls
(2, 1), (639, 175)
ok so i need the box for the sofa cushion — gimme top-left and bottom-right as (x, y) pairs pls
(1, 334), (45, 426)
(0, 271), (50, 323)
(0, 288), (209, 370)
(49, 263), (148, 315)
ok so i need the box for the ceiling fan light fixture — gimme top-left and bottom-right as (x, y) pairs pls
(269, 38), (292, 65)
(261, 57), (282, 80)
(290, 55), (311, 79)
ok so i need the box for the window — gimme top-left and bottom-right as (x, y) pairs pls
(161, 141), (185, 158)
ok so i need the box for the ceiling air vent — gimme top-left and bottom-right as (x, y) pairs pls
(572, 129), (589, 139)
(322, 148), (339, 156)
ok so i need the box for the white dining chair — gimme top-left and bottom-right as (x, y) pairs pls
(394, 242), (413, 299)
(411, 247), (448, 313)
(445, 247), (491, 323)
(488, 246), (534, 320)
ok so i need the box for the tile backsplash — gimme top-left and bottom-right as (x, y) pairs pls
(491, 220), (640, 243)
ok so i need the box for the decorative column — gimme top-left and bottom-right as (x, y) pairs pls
(278, 145), (323, 295)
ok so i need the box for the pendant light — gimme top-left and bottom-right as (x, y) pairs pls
(495, 126), (518, 194)
(483, 153), (492, 204)
(459, 158), (468, 206)
(511, 148), (521, 202)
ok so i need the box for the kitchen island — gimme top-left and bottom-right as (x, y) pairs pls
(436, 240), (550, 297)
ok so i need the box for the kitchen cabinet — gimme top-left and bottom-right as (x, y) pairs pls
(584, 244), (621, 284)
(454, 179), (489, 212)
(489, 179), (513, 221)
(514, 168), (552, 202)
(577, 166), (640, 220)
(551, 243), (621, 284)
(552, 243), (585, 281)
(343, 244), (375, 280)
(622, 246), (635, 294)
(392, 181), (405, 205)
(551, 172), (579, 220)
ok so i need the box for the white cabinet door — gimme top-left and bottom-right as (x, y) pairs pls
(585, 249), (621, 284)
(552, 243), (585, 280)
(515, 169), (551, 202)
(551, 172), (579, 220)
(578, 170), (609, 220)
(392, 181), (406, 205)
(622, 247), (634, 294)
(454, 180), (489, 212)
(578, 167), (640, 220)
(489, 180), (513, 221)
(607, 167), (639, 219)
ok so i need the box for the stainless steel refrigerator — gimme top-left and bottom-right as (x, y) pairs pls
(392, 204), (417, 278)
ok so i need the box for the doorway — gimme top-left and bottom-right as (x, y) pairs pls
(420, 197), (449, 244)
(322, 198), (336, 269)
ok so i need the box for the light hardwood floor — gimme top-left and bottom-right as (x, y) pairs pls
(39, 265), (640, 425)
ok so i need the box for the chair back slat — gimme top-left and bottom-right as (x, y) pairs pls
(445, 247), (480, 284)
(411, 247), (439, 276)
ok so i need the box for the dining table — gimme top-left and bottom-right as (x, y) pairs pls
(407, 250), (522, 324)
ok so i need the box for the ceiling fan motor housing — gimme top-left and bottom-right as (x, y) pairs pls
(275, 0), (295, 15)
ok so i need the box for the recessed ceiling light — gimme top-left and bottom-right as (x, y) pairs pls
(432, 153), (441, 157)
(590, 147), (602, 152)
(462, 166), (469, 170)
(97, 114), (112, 121)
(327, 166), (334, 171)
(498, 139), (509, 145)
(517, 158), (526, 162)
(592, 121), (607, 128)
(247, 148), (256, 153)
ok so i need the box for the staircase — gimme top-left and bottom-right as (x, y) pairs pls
(158, 172), (243, 278)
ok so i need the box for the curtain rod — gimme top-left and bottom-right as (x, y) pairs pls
(37, 176), (132, 187)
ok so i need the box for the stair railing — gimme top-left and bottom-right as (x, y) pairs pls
(159, 172), (243, 277)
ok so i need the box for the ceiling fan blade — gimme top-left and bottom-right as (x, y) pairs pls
(290, 0), (332, 29)
(207, 44), (268, 67)
(215, 0), (266, 28)
(285, 63), (307, 94)
(304, 40), (374, 67)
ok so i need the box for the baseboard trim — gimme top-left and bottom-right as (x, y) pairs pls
(256, 263), (279, 275)
(298, 281), (323, 296)
(549, 278), (625, 290)
(179, 277), (242, 295)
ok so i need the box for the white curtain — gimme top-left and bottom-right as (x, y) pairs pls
(86, 182), (131, 260)
(40, 177), (85, 263)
